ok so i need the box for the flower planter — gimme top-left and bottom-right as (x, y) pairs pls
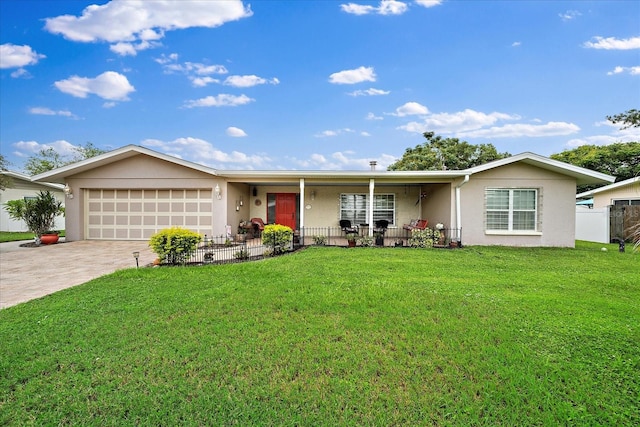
(39, 234), (59, 245)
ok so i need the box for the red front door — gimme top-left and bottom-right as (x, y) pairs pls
(275, 193), (297, 230)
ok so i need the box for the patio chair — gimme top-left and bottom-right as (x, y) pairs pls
(403, 219), (428, 231)
(374, 220), (389, 235)
(339, 220), (359, 237)
(250, 217), (265, 237)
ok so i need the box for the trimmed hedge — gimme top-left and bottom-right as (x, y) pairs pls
(149, 227), (202, 265)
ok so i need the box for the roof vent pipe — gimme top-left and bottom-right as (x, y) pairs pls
(370, 161), (377, 171)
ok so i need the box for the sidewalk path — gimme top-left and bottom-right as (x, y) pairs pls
(0, 240), (154, 309)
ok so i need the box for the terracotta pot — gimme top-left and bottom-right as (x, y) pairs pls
(40, 234), (59, 245)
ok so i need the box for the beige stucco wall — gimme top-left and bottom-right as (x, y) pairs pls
(0, 180), (65, 232)
(238, 183), (437, 232)
(460, 163), (577, 247)
(593, 183), (640, 208)
(63, 155), (219, 241)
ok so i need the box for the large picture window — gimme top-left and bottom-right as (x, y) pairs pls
(340, 194), (395, 225)
(486, 189), (537, 232)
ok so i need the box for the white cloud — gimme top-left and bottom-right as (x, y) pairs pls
(29, 107), (78, 119)
(366, 112), (384, 120)
(340, 3), (376, 15)
(183, 94), (254, 108)
(156, 54), (228, 86)
(329, 66), (376, 84)
(141, 137), (270, 169)
(568, 120), (640, 147)
(54, 71), (135, 101)
(341, 1), (408, 16)
(398, 108), (518, 133)
(44, 0), (253, 55)
(10, 68), (31, 79)
(290, 151), (397, 170)
(391, 102), (429, 117)
(512, 41), (521, 47)
(607, 66), (640, 76)
(583, 36), (640, 50)
(559, 10), (581, 21)
(110, 40), (160, 56)
(0, 43), (46, 69)
(348, 88), (390, 96)
(457, 121), (580, 138)
(12, 139), (79, 158)
(314, 128), (356, 138)
(226, 127), (248, 137)
(415, 0), (442, 7)
(191, 76), (220, 87)
(223, 75), (280, 88)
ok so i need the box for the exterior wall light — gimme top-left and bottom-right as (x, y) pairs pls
(214, 184), (222, 200)
(63, 183), (73, 199)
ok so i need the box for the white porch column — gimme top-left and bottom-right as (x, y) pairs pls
(299, 178), (305, 229)
(455, 174), (470, 241)
(368, 178), (375, 236)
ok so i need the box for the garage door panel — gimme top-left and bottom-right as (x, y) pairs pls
(86, 189), (213, 240)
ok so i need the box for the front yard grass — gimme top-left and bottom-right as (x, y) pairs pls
(1, 242), (638, 425)
(0, 230), (65, 243)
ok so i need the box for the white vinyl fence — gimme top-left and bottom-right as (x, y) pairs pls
(575, 206), (609, 244)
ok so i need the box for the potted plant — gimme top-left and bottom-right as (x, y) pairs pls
(346, 233), (357, 247)
(435, 223), (445, 245)
(4, 190), (64, 245)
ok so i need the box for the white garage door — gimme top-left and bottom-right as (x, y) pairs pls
(86, 189), (213, 240)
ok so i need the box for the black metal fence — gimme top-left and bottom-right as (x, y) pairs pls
(297, 226), (462, 248)
(163, 226), (462, 266)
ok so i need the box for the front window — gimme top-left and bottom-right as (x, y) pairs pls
(486, 189), (537, 231)
(340, 194), (395, 225)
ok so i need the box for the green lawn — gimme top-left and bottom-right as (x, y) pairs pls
(0, 230), (65, 243)
(1, 242), (638, 425)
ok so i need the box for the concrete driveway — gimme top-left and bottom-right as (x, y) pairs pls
(0, 239), (155, 309)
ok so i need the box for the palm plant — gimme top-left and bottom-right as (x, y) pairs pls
(4, 191), (64, 243)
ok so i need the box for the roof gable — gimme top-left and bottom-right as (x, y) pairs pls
(576, 176), (640, 198)
(31, 145), (217, 184)
(466, 152), (615, 186)
(1, 170), (64, 190)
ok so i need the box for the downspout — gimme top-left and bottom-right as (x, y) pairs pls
(455, 174), (470, 242)
(368, 178), (375, 236)
(299, 178), (305, 230)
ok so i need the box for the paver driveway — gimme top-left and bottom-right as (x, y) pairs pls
(0, 240), (155, 309)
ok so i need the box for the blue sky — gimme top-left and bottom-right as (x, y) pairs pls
(1, 0), (638, 172)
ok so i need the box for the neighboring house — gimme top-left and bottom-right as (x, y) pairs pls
(0, 171), (65, 232)
(576, 177), (640, 243)
(32, 145), (613, 247)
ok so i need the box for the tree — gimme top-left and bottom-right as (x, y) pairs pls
(551, 142), (640, 183)
(387, 132), (511, 171)
(606, 109), (640, 130)
(0, 154), (11, 191)
(24, 142), (105, 175)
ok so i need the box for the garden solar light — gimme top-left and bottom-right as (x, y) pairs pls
(133, 251), (139, 268)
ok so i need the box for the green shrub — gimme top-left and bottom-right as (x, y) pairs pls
(312, 235), (327, 245)
(149, 227), (202, 265)
(358, 235), (374, 247)
(408, 228), (440, 248)
(262, 224), (293, 255)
